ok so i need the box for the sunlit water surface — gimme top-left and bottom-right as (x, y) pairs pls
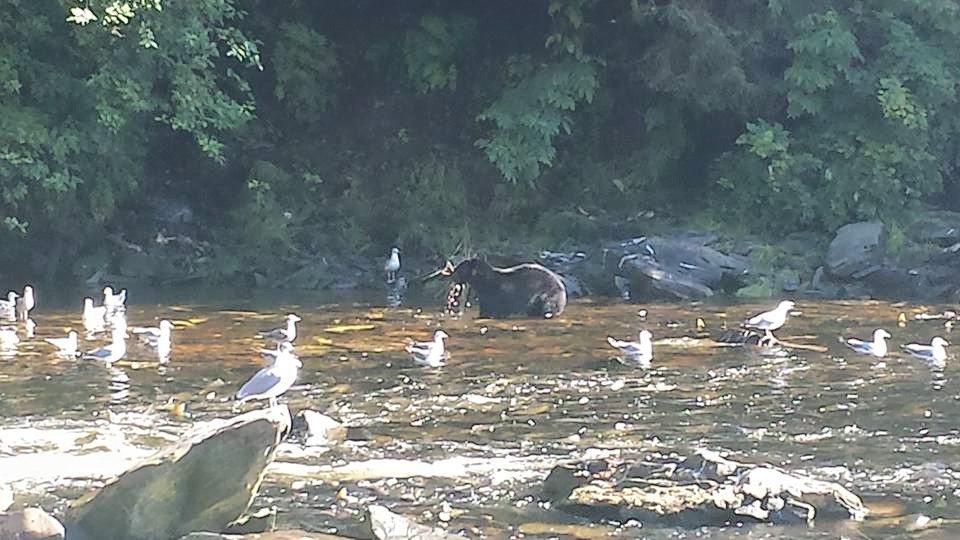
(2, 288), (960, 538)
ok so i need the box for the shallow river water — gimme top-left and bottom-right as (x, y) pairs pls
(2, 287), (960, 538)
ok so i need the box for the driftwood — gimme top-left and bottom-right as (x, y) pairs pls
(65, 406), (291, 540)
(545, 449), (867, 527)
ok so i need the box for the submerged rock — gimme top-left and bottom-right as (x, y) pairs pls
(547, 449), (867, 527)
(0, 507), (65, 540)
(65, 407), (291, 540)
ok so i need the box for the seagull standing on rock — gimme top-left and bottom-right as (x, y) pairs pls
(744, 300), (795, 340)
(258, 313), (301, 343)
(607, 329), (653, 367)
(843, 329), (891, 358)
(235, 342), (301, 408)
(902, 337), (949, 365)
(405, 330), (448, 367)
(384, 247), (401, 284)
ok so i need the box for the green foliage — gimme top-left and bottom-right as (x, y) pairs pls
(403, 14), (476, 93)
(476, 59), (598, 183)
(274, 23), (339, 119)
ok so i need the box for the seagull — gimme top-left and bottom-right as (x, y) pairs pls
(744, 300), (796, 339)
(258, 313), (301, 342)
(0, 291), (17, 320)
(235, 343), (301, 407)
(902, 337), (949, 365)
(132, 320), (173, 360)
(607, 329), (653, 367)
(404, 330), (449, 367)
(384, 247), (401, 284)
(843, 329), (891, 358)
(0, 327), (19, 348)
(82, 327), (127, 362)
(103, 286), (127, 313)
(46, 331), (79, 356)
(15, 285), (34, 321)
(83, 298), (107, 331)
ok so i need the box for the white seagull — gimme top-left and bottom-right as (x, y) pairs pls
(384, 247), (401, 284)
(259, 341), (296, 360)
(16, 285), (34, 321)
(405, 330), (449, 367)
(103, 286), (127, 313)
(83, 297), (108, 331)
(0, 291), (17, 319)
(46, 331), (79, 356)
(132, 320), (173, 360)
(843, 329), (891, 358)
(235, 343), (301, 407)
(902, 337), (949, 365)
(258, 313), (301, 342)
(745, 300), (796, 338)
(607, 329), (653, 366)
(82, 327), (127, 363)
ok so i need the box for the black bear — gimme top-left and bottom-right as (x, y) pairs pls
(441, 257), (567, 318)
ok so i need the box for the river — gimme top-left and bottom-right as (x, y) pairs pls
(1, 288), (958, 538)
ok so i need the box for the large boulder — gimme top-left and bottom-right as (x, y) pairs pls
(613, 236), (749, 300)
(65, 407), (291, 540)
(825, 222), (884, 279)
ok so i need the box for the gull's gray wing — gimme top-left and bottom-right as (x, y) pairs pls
(236, 368), (281, 401)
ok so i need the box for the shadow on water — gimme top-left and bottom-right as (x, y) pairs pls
(2, 290), (960, 537)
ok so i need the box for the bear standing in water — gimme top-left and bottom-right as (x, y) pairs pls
(443, 257), (567, 318)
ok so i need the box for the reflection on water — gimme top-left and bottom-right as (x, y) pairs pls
(1, 290), (960, 537)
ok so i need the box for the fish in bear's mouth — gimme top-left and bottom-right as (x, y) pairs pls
(446, 282), (465, 312)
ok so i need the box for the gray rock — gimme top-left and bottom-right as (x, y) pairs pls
(65, 407), (291, 540)
(825, 222), (884, 279)
(0, 507), (65, 540)
(367, 505), (460, 540)
(612, 236), (749, 300)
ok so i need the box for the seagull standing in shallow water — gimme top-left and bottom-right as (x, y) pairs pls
(384, 247), (401, 284)
(902, 337), (949, 365)
(16, 285), (33, 321)
(103, 286), (127, 314)
(607, 329), (653, 367)
(405, 330), (449, 367)
(0, 291), (18, 320)
(83, 298), (107, 332)
(744, 300), (796, 340)
(843, 329), (891, 358)
(46, 331), (79, 356)
(132, 320), (173, 360)
(82, 327), (127, 363)
(258, 313), (301, 343)
(235, 342), (301, 408)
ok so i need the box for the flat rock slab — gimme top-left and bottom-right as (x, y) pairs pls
(546, 449), (866, 527)
(179, 532), (345, 540)
(65, 407), (292, 540)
